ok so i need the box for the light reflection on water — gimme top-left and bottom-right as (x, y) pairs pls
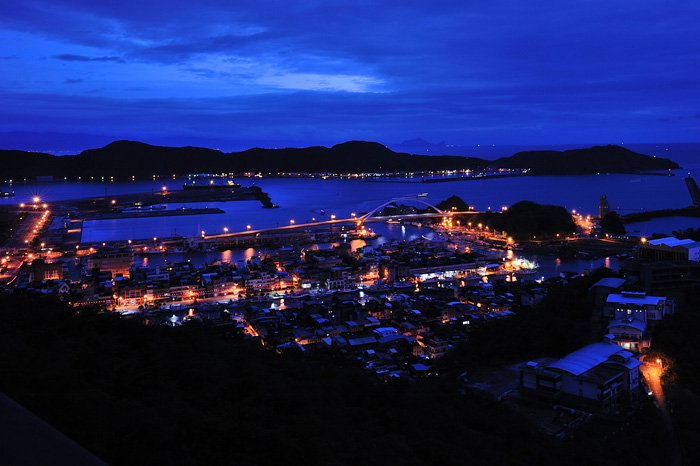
(5, 175), (676, 277)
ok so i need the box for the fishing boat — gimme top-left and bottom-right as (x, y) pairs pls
(182, 179), (241, 190)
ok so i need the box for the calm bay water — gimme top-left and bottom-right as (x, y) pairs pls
(2, 142), (698, 276)
(10, 170), (694, 240)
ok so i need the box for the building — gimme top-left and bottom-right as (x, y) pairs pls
(603, 291), (673, 352)
(18, 259), (64, 283)
(599, 195), (610, 219)
(87, 247), (134, 278)
(603, 291), (674, 322)
(637, 236), (700, 262)
(520, 340), (642, 413)
(590, 277), (627, 311)
(634, 260), (700, 294)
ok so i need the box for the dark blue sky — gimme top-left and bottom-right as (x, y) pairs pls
(1, 1), (698, 153)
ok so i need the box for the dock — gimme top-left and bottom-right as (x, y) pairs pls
(685, 175), (700, 207)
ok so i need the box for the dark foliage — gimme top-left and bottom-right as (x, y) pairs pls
(645, 286), (700, 465)
(0, 211), (20, 246)
(622, 206), (700, 224)
(671, 227), (700, 242)
(444, 268), (616, 370)
(0, 285), (674, 466)
(599, 211), (626, 235)
(0, 293), (562, 466)
(435, 195), (470, 212)
(464, 200), (577, 240)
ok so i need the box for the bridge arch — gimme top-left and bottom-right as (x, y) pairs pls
(359, 198), (447, 221)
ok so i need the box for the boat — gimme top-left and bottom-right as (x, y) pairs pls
(386, 220), (401, 224)
(417, 193), (428, 197)
(182, 179), (241, 190)
(123, 204), (167, 213)
(0, 191), (14, 197)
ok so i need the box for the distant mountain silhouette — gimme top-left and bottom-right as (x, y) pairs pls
(0, 140), (678, 180)
(494, 145), (679, 175)
(391, 138), (447, 153)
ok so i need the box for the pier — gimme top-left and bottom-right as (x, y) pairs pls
(685, 174), (700, 207)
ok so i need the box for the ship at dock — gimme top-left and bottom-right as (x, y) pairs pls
(182, 179), (241, 190)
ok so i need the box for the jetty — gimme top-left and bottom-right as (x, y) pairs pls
(685, 174), (700, 207)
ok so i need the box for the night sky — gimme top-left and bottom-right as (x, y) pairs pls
(1, 1), (698, 153)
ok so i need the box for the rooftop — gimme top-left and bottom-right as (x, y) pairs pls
(647, 237), (696, 247)
(591, 277), (626, 289)
(606, 292), (665, 306)
(547, 341), (634, 376)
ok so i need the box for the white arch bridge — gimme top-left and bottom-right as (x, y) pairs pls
(193, 197), (477, 247)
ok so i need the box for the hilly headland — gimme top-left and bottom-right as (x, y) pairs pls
(0, 140), (679, 180)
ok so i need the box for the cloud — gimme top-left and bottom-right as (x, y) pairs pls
(1, 1), (699, 148)
(54, 53), (125, 63)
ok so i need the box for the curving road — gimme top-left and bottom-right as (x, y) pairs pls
(640, 355), (683, 466)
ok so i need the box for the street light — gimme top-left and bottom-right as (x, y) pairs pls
(290, 219), (295, 225)
(246, 225), (251, 231)
(223, 227), (229, 233)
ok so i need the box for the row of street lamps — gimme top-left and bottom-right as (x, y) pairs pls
(202, 213), (343, 237)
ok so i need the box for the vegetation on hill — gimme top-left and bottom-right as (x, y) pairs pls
(0, 141), (677, 180)
(494, 145), (678, 175)
(435, 195), (471, 212)
(643, 286), (700, 466)
(0, 211), (20, 246)
(599, 211), (626, 235)
(622, 206), (700, 224)
(461, 200), (577, 240)
(671, 227), (700, 241)
(0, 290), (670, 466)
(445, 268), (613, 369)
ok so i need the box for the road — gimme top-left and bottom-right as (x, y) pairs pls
(640, 355), (683, 466)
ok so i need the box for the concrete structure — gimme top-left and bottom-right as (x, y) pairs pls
(603, 291), (674, 321)
(603, 291), (673, 352)
(638, 236), (700, 262)
(18, 259), (64, 282)
(87, 247), (134, 278)
(599, 195), (610, 219)
(635, 260), (700, 294)
(590, 277), (626, 311)
(520, 340), (642, 413)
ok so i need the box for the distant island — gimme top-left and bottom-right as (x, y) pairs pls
(0, 140), (679, 180)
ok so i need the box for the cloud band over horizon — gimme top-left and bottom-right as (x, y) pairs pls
(1, 1), (699, 152)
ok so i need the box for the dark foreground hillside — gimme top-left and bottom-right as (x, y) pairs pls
(0, 293), (672, 466)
